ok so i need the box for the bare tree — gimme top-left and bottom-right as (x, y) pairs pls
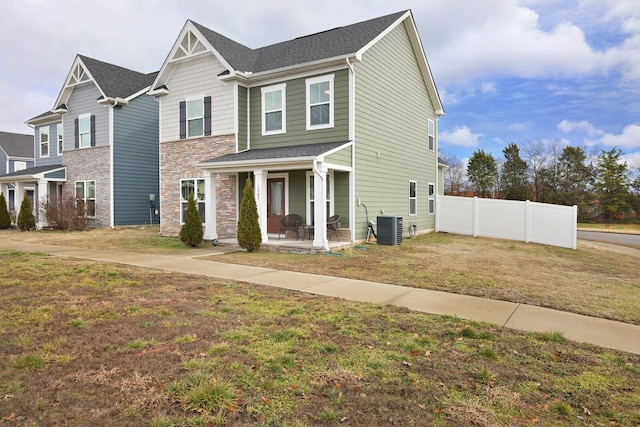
(440, 153), (466, 195)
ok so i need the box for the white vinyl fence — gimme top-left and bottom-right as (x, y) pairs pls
(436, 195), (577, 249)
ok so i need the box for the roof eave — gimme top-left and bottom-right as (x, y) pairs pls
(198, 156), (317, 172)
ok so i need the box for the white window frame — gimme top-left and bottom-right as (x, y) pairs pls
(57, 123), (63, 155)
(180, 178), (206, 224)
(14, 161), (26, 172)
(79, 114), (91, 148)
(40, 126), (49, 158)
(186, 96), (204, 138)
(261, 83), (286, 135)
(428, 183), (435, 215)
(409, 180), (417, 216)
(428, 119), (435, 151)
(75, 180), (96, 218)
(306, 74), (334, 130)
(305, 171), (333, 225)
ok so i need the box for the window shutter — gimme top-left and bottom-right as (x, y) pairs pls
(74, 118), (79, 149)
(179, 101), (186, 139)
(90, 115), (96, 147)
(204, 96), (212, 136)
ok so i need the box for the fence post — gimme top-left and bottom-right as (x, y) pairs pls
(572, 205), (577, 250)
(472, 196), (478, 237)
(525, 200), (531, 243)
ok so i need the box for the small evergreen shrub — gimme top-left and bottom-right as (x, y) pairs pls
(0, 193), (11, 229)
(17, 196), (36, 231)
(180, 193), (204, 247)
(237, 177), (261, 252)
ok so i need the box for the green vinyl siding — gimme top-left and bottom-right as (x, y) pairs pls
(287, 170), (307, 223)
(325, 145), (352, 168)
(113, 94), (159, 225)
(237, 85), (248, 151)
(353, 21), (439, 239)
(333, 171), (349, 228)
(249, 70), (349, 149)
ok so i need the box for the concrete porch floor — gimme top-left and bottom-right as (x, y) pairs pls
(213, 234), (354, 253)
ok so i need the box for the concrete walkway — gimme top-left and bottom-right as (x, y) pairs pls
(1, 239), (639, 355)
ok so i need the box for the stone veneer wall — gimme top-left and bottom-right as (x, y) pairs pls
(160, 134), (236, 237)
(62, 146), (111, 228)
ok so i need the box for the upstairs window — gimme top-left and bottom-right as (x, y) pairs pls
(428, 119), (435, 151)
(409, 181), (417, 215)
(57, 123), (63, 155)
(180, 96), (211, 139)
(262, 84), (286, 135)
(14, 161), (26, 172)
(76, 114), (94, 149)
(40, 126), (49, 157)
(306, 75), (334, 130)
(75, 180), (96, 217)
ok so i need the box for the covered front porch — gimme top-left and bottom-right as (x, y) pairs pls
(0, 165), (66, 229)
(198, 141), (354, 251)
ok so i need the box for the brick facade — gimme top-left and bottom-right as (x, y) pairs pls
(160, 134), (236, 237)
(63, 146), (111, 228)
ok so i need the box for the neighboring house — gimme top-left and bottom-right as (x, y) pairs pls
(0, 55), (160, 229)
(149, 10), (444, 249)
(0, 131), (35, 211)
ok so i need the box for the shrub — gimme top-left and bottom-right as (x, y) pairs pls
(179, 192), (203, 247)
(17, 195), (35, 231)
(43, 194), (89, 231)
(237, 177), (261, 252)
(0, 193), (11, 229)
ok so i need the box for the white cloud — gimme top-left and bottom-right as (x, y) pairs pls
(557, 119), (605, 137)
(440, 126), (482, 147)
(594, 124), (640, 149)
(509, 121), (534, 131)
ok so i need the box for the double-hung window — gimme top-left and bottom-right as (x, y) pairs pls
(40, 126), (49, 157)
(428, 119), (435, 151)
(75, 180), (96, 217)
(428, 183), (435, 214)
(57, 123), (63, 155)
(78, 114), (91, 148)
(306, 75), (334, 130)
(187, 97), (204, 137)
(14, 161), (26, 172)
(409, 181), (417, 216)
(181, 179), (205, 223)
(261, 84), (286, 135)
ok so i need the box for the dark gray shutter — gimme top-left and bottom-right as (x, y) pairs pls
(179, 101), (186, 139)
(204, 96), (212, 136)
(74, 118), (79, 149)
(90, 115), (96, 147)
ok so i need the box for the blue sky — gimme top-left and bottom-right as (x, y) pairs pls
(1, 0), (638, 165)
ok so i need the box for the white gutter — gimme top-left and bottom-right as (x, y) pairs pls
(346, 57), (356, 243)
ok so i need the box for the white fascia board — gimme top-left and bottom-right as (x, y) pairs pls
(25, 113), (62, 127)
(317, 141), (353, 160)
(356, 11), (410, 59)
(198, 157), (315, 173)
(53, 55), (107, 111)
(219, 57), (352, 86)
(126, 86), (152, 102)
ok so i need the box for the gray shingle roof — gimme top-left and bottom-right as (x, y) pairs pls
(79, 55), (159, 99)
(0, 165), (63, 179)
(0, 131), (34, 158)
(203, 141), (350, 164)
(191, 10), (406, 73)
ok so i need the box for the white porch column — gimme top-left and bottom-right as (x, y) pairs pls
(204, 172), (217, 240)
(36, 180), (49, 230)
(313, 162), (328, 249)
(253, 169), (268, 243)
(14, 182), (24, 220)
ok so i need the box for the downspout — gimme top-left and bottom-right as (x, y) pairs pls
(109, 103), (115, 229)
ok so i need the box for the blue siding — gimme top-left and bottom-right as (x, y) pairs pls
(34, 122), (63, 167)
(113, 94), (159, 225)
(64, 83), (109, 151)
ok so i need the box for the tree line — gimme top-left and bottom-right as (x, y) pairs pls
(441, 139), (640, 222)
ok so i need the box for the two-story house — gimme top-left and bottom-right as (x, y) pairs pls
(0, 131), (35, 212)
(0, 55), (160, 229)
(150, 10), (444, 250)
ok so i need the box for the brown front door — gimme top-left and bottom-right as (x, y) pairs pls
(267, 178), (285, 233)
